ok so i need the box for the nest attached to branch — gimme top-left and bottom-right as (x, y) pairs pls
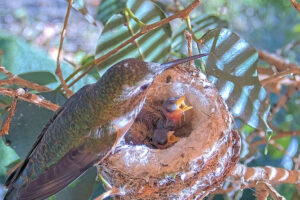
(99, 65), (241, 199)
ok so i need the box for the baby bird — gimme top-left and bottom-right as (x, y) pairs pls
(162, 96), (192, 127)
(152, 129), (178, 149)
(152, 96), (192, 149)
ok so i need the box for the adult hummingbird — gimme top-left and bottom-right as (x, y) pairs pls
(4, 54), (206, 200)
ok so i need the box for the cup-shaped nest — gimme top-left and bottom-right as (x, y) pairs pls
(99, 65), (241, 199)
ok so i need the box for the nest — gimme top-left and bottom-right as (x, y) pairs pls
(99, 65), (241, 199)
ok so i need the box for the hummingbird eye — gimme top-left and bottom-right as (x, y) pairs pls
(140, 83), (150, 91)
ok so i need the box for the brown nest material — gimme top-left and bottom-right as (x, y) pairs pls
(99, 65), (241, 199)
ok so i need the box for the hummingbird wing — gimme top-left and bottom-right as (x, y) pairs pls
(15, 144), (97, 200)
(11, 125), (115, 200)
(4, 104), (66, 188)
(4, 85), (110, 200)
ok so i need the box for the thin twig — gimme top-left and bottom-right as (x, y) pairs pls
(260, 67), (300, 86)
(0, 90), (19, 137)
(256, 182), (286, 200)
(255, 182), (269, 200)
(276, 40), (300, 55)
(186, 16), (204, 48)
(124, 8), (145, 60)
(184, 30), (194, 66)
(0, 66), (51, 92)
(56, 0), (74, 98)
(291, 0), (300, 13)
(0, 87), (59, 111)
(67, 0), (203, 87)
(258, 50), (299, 71)
(251, 130), (300, 146)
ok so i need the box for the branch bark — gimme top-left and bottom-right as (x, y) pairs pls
(258, 50), (299, 71)
(232, 164), (300, 185)
(0, 87), (59, 111)
(56, 0), (74, 98)
(291, 0), (300, 13)
(0, 66), (51, 92)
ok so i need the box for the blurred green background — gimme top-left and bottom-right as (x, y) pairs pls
(0, 0), (300, 199)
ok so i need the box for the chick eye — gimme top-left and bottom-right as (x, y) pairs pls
(140, 83), (150, 91)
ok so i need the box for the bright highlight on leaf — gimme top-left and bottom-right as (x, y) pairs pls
(200, 28), (270, 131)
(95, 0), (172, 75)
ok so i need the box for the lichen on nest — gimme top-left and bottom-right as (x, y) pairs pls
(98, 65), (241, 200)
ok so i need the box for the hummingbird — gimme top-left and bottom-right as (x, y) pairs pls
(4, 54), (206, 200)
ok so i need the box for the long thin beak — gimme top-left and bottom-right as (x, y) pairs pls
(161, 53), (208, 70)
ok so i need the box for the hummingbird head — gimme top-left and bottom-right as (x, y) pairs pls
(100, 54), (208, 103)
(96, 54), (207, 120)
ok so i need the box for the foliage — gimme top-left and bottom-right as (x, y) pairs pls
(96, 0), (172, 75)
(0, 0), (299, 199)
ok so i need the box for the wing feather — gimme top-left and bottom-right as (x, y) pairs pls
(5, 105), (65, 188)
(18, 146), (96, 200)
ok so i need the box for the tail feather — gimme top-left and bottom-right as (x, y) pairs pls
(4, 187), (18, 200)
(5, 168), (18, 187)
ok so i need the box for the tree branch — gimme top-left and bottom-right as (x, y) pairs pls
(258, 50), (299, 71)
(0, 91), (19, 137)
(0, 87), (59, 111)
(256, 182), (285, 200)
(0, 66), (51, 92)
(232, 164), (300, 185)
(184, 30), (194, 66)
(251, 130), (300, 146)
(291, 0), (300, 13)
(260, 67), (300, 86)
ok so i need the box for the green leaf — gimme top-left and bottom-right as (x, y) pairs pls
(268, 136), (291, 159)
(200, 28), (270, 131)
(0, 32), (96, 91)
(293, 24), (300, 33)
(3, 91), (66, 160)
(0, 32), (62, 77)
(97, 0), (127, 24)
(276, 184), (296, 200)
(0, 139), (19, 184)
(89, 182), (106, 200)
(18, 71), (57, 86)
(172, 15), (228, 52)
(95, 0), (172, 75)
(80, 55), (101, 80)
(52, 167), (97, 200)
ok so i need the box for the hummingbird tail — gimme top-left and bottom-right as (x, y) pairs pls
(3, 187), (18, 200)
(161, 53), (208, 69)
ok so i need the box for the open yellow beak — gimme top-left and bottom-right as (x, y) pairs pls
(167, 131), (179, 143)
(175, 96), (193, 112)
